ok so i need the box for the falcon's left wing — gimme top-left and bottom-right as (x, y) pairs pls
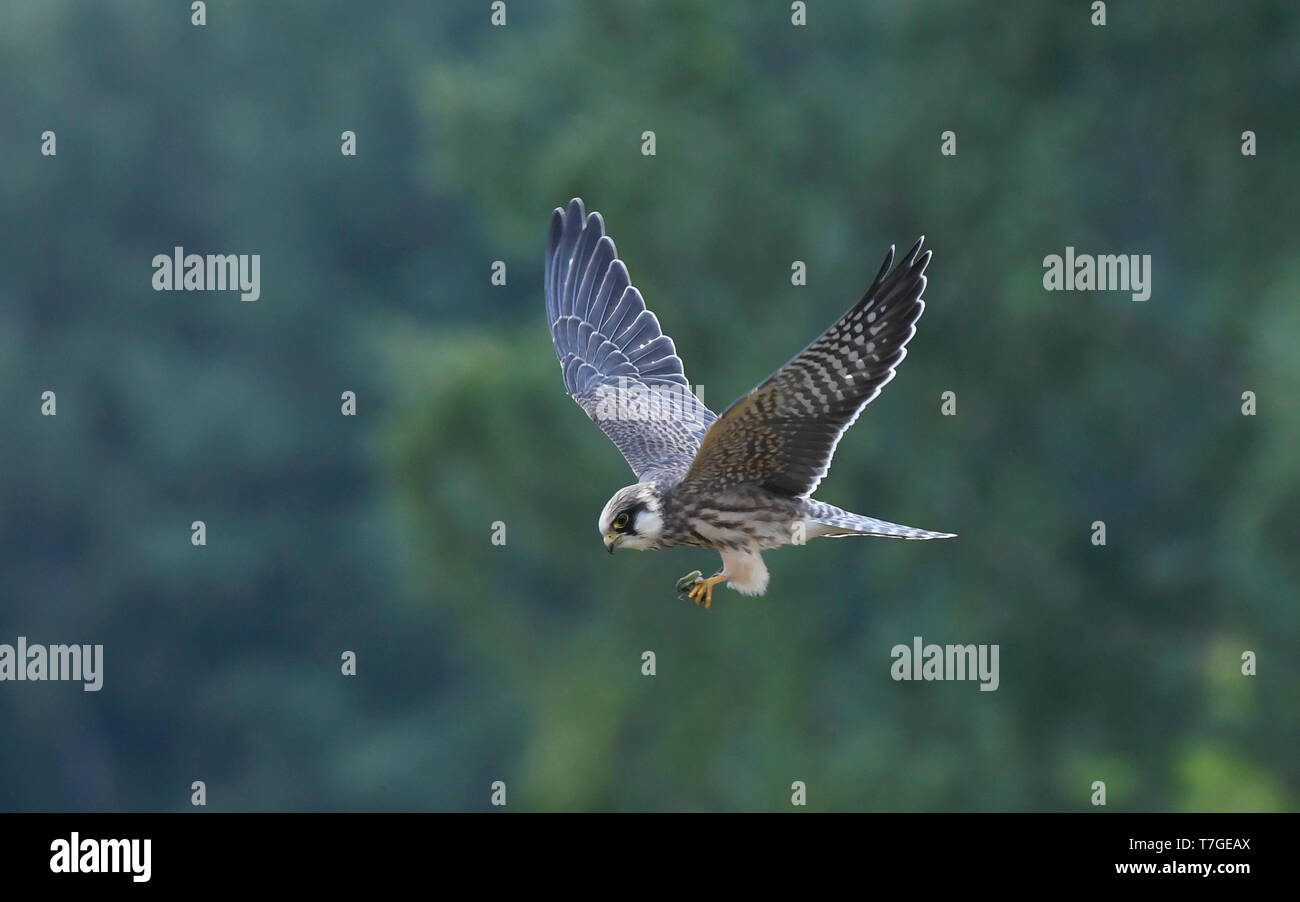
(678, 238), (931, 497)
(546, 198), (716, 482)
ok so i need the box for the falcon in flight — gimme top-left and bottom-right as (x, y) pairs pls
(545, 198), (954, 608)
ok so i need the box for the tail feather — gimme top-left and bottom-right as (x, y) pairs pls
(804, 500), (955, 540)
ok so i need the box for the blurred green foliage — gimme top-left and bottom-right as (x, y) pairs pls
(1, 0), (1296, 811)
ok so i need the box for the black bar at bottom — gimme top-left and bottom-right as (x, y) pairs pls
(0, 812), (1285, 888)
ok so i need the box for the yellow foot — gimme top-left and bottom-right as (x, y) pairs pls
(685, 573), (727, 609)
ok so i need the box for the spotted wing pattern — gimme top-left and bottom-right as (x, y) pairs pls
(679, 238), (931, 497)
(546, 198), (716, 482)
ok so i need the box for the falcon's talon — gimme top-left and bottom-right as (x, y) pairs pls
(685, 572), (726, 608)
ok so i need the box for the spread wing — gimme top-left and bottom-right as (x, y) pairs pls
(546, 198), (716, 482)
(678, 238), (931, 497)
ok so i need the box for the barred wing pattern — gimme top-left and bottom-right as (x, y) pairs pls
(546, 198), (716, 482)
(680, 238), (931, 497)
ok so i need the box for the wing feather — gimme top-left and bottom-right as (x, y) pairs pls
(546, 199), (716, 481)
(679, 238), (931, 497)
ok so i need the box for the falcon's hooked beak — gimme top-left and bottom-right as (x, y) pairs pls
(604, 533), (621, 554)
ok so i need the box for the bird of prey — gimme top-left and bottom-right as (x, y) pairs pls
(545, 198), (954, 608)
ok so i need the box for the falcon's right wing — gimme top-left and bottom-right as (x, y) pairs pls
(678, 238), (931, 497)
(546, 198), (716, 482)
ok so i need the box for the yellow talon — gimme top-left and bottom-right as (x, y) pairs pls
(688, 574), (726, 608)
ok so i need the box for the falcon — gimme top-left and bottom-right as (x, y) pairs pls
(545, 198), (954, 608)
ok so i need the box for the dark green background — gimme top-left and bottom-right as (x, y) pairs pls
(2, 0), (1296, 811)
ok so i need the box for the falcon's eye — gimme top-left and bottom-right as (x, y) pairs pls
(613, 513), (630, 531)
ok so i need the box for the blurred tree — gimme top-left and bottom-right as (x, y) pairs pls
(0, 0), (1295, 811)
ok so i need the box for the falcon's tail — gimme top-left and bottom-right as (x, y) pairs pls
(805, 501), (956, 540)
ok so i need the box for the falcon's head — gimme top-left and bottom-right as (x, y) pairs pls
(598, 484), (664, 553)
